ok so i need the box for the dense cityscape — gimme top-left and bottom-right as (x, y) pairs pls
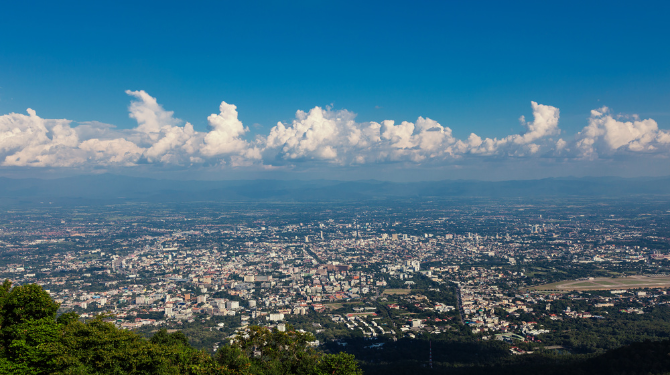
(2, 198), (670, 372)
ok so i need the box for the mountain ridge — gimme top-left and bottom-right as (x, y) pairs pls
(1, 174), (669, 205)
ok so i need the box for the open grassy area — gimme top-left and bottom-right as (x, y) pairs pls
(383, 289), (412, 295)
(322, 301), (362, 310)
(532, 275), (670, 291)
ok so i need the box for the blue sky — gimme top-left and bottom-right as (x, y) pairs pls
(0, 0), (669, 180)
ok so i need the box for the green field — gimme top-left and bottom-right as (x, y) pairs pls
(383, 289), (412, 295)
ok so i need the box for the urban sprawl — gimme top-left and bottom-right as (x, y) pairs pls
(2, 199), (670, 356)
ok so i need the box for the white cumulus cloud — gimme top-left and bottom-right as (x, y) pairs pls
(574, 107), (670, 158)
(0, 109), (82, 167)
(0, 92), (666, 172)
(454, 101), (560, 157)
(202, 101), (260, 162)
(264, 106), (374, 163)
(0, 91), (261, 168)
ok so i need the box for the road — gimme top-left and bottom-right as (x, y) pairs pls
(454, 282), (465, 324)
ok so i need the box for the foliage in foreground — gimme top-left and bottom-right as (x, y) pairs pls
(0, 281), (362, 375)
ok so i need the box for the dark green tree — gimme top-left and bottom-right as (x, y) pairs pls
(1, 283), (60, 327)
(218, 325), (363, 375)
(151, 328), (192, 348)
(0, 282), (65, 374)
(316, 352), (362, 375)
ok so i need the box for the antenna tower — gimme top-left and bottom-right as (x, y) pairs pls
(429, 340), (433, 369)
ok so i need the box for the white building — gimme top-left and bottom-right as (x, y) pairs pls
(268, 313), (284, 321)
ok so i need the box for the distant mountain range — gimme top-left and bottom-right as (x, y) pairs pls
(0, 174), (669, 205)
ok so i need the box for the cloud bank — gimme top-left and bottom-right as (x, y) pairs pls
(0, 91), (668, 171)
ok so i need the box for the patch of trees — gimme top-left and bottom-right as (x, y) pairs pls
(0, 280), (362, 374)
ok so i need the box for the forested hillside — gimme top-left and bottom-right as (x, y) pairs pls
(0, 281), (360, 374)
